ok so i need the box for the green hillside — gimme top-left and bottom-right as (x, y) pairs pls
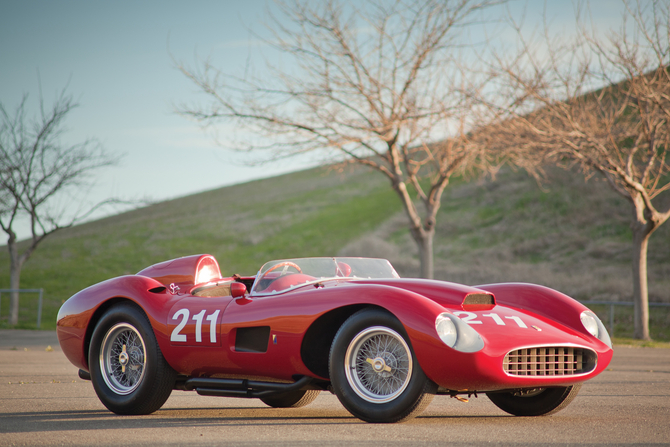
(1, 163), (669, 335)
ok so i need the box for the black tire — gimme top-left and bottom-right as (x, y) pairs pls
(89, 303), (176, 415)
(260, 389), (321, 408)
(486, 384), (582, 416)
(329, 308), (436, 423)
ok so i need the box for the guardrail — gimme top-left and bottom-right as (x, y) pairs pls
(0, 289), (44, 329)
(579, 300), (670, 337)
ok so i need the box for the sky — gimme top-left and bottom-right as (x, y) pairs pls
(0, 0), (625, 240)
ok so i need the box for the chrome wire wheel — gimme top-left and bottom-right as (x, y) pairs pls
(99, 323), (147, 395)
(344, 326), (413, 403)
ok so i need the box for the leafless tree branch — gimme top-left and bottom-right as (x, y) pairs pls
(1, 84), (119, 325)
(176, 0), (504, 278)
(482, 0), (670, 340)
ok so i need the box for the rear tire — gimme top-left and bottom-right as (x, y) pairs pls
(486, 384), (582, 416)
(329, 308), (436, 423)
(260, 389), (320, 408)
(89, 303), (176, 415)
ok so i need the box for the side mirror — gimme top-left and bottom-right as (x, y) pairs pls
(231, 282), (247, 298)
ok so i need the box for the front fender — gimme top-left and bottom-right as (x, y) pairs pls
(324, 282), (612, 390)
(56, 275), (177, 371)
(476, 283), (591, 337)
(301, 283), (457, 384)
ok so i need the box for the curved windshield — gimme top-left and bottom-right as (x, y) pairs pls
(250, 257), (399, 296)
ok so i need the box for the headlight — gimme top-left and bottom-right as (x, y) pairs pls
(435, 312), (484, 353)
(435, 313), (457, 347)
(580, 311), (599, 337)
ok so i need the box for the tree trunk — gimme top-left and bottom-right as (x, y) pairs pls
(631, 227), (651, 340)
(6, 231), (28, 326)
(7, 234), (21, 325)
(390, 178), (437, 279)
(416, 230), (434, 279)
(9, 262), (21, 325)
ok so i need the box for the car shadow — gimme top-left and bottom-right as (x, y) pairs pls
(0, 407), (511, 433)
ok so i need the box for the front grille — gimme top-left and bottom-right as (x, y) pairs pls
(503, 347), (596, 376)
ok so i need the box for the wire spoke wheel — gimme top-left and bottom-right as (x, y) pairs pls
(330, 308), (435, 423)
(89, 304), (176, 415)
(345, 326), (413, 403)
(100, 323), (147, 395)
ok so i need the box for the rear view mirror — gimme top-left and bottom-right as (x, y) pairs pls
(231, 282), (247, 298)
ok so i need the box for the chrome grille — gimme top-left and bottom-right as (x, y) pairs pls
(503, 347), (596, 376)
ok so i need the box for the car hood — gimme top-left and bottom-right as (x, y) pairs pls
(350, 278), (495, 308)
(349, 278), (601, 350)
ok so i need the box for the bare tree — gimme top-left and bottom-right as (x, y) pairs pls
(177, 0), (501, 278)
(485, 0), (670, 339)
(1, 86), (117, 325)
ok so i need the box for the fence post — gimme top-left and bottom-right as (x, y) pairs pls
(37, 289), (43, 329)
(0, 289), (45, 328)
(581, 300), (670, 339)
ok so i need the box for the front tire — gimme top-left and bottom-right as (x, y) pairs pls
(329, 308), (436, 423)
(486, 384), (582, 416)
(89, 303), (176, 415)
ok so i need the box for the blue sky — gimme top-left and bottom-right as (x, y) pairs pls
(0, 0), (623, 239)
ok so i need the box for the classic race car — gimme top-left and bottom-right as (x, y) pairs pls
(57, 255), (613, 423)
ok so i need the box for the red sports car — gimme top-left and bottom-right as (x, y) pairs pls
(57, 254), (613, 423)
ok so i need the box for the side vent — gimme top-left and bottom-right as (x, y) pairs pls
(235, 326), (271, 353)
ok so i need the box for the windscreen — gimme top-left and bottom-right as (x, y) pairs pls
(250, 257), (399, 296)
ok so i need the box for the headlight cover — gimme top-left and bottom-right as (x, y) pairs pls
(435, 314), (457, 347)
(581, 310), (612, 348)
(435, 312), (484, 353)
(580, 311), (599, 337)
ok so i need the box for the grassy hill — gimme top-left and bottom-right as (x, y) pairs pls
(1, 163), (669, 336)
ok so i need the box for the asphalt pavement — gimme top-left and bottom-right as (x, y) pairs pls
(0, 330), (668, 446)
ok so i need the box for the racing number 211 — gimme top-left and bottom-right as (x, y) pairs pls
(171, 309), (221, 343)
(453, 312), (527, 328)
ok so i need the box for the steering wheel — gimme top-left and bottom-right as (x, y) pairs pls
(258, 261), (302, 283)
